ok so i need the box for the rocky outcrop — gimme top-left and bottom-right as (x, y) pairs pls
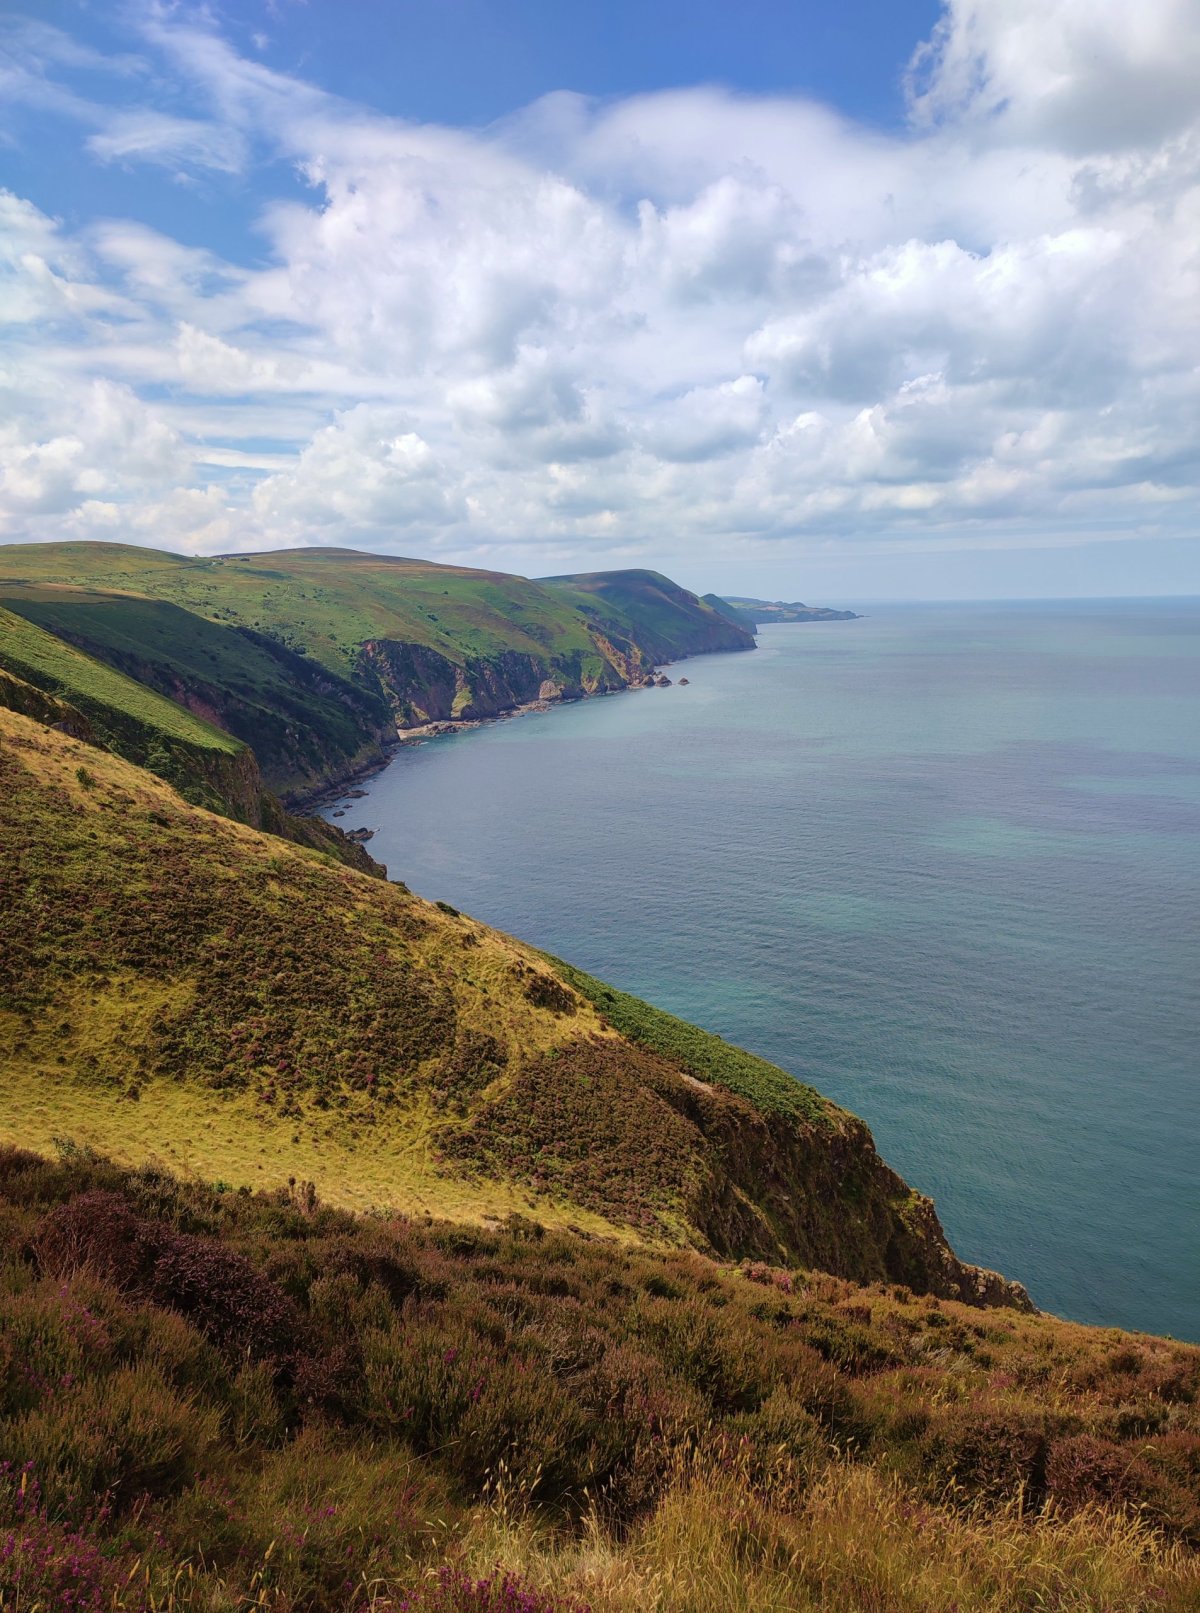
(665, 1075), (1033, 1309)
(359, 638), (629, 729)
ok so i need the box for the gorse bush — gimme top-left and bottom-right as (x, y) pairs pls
(0, 1147), (1198, 1611)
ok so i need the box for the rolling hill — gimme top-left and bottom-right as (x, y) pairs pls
(0, 546), (754, 800)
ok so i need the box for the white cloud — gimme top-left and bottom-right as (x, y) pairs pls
(251, 406), (466, 534)
(87, 110), (245, 173)
(0, 0), (1197, 581)
(0, 376), (188, 528)
(907, 0), (1200, 154)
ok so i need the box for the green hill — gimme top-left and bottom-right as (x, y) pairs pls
(3, 654), (1199, 1612)
(0, 545), (753, 799)
(0, 607), (380, 873)
(701, 592), (760, 631)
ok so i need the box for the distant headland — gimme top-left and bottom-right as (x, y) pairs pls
(703, 594), (860, 630)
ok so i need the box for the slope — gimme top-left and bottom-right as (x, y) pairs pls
(0, 583), (395, 800)
(0, 703), (1023, 1306)
(0, 1150), (1197, 1613)
(0, 545), (754, 792)
(0, 607), (381, 873)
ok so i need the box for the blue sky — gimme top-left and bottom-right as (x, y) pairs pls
(2, 0), (1199, 599)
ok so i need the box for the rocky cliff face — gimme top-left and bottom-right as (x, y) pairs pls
(358, 634), (656, 728)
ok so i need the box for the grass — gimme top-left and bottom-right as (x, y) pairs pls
(0, 545), (618, 679)
(0, 704), (1011, 1295)
(0, 605), (240, 754)
(543, 957), (832, 1123)
(0, 1148), (1196, 1612)
(0, 587), (391, 800)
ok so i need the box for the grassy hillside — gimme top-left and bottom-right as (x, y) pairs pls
(0, 1148), (1196, 1612)
(2, 617), (1198, 1610)
(0, 584), (394, 800)
(543, 569), (755, 664)
(0, 607), (382, 874)
(0, 546), (753, 795)
(701, 592), (760, 632)
(0, 703), (1021, 1302)
(0, 543), (614, 677)
(0, 603), (253, 817)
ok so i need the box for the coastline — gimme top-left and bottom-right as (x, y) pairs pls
(294, 644), (737, 817)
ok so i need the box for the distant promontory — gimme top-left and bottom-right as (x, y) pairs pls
(703, 594), (860, 630)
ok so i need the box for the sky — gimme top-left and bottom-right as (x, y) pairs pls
(1, 2), (1198, 601)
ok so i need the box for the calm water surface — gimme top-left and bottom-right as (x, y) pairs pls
(324, 601), (1200, 1339)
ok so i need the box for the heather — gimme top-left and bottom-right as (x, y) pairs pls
(0, 1147), (1197, 1612)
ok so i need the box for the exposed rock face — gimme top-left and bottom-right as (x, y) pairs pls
(361, 636), (640, 730)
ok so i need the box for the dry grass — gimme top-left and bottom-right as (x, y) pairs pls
(458, 1458), (1200, 1613)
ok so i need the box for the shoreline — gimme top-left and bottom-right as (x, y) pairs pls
(294, 649), (721, 817)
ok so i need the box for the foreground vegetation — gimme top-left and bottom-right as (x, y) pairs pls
(0, 1147), (1196, 1612)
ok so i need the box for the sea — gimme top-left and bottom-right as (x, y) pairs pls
(321, 600), (1200, 1341)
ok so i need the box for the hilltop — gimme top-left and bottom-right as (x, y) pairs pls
(0, 544), (752, 800)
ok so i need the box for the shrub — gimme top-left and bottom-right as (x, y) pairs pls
(921, 1407), (1048, 1507)
(4, 1363), (219, 1520)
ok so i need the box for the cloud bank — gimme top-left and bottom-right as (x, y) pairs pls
(1, 0), (1198, 583)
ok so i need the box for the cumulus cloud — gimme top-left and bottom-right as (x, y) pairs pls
(907, 0), (1200, 153)
(0, 0), (1197, 583)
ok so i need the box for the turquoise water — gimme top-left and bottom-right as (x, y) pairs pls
(325, 601), (1200, 1339)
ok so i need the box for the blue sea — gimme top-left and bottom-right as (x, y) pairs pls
(323, 601), (1200, 1340)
